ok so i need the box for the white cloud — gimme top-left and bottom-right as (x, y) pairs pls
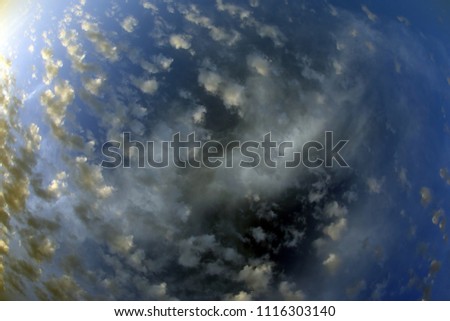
(169, 34), (191, 50)
(40, 81), (74, 127)
(192, 106), (207, 125)
(420, 187), (432, 206)
(227, 291), (252, 301)
(141, 1), (158, 13)
(215, 0), (285, 46)
(132, 77), (159, 95)
(58, 28), (91, 73)
(121, 16), (138, 33)
(154, 54), (173, 70)
(24, 123), (42, 153)
(2, 0), (444, 301)
(178, 235), (217, 268)
(180, 5), (241, 46)
(73, 156), (114, 199)
(46, 171), (68, 199)
(324, 201), (348, 218)
(254, 24), (286, 47)
(108, 234), (134, 255)
(0, 239), (9, 255)
(367, 177), (383, 194)
(278, 281), (305, 300)
(333, 60), (344, 75)
(198, 70), (222, 94)
(249, 0), (260, 8)
(198, 67), (246, 113)
(237, 263), (272, 293)
(26, 235), (56, 262)
(216, 0), (251, 20)
(81, 21), (119, 62)
(41, 48), (63, 85)
(222, 83), (245, 109)
(247, 54), (270, 76)
(83, 76), (105, 96)
(322, 253), (341, 274)
(44, 275), (85, 300)
(148, 282), (169, 299)
(323, 218), (347, 241)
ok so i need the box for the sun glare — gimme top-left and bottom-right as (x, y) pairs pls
(0, 0), (29, 51)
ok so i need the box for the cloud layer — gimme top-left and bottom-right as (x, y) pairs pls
(0, 0), (449, 301)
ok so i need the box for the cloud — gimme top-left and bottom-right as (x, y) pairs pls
(131, 77), (159, 95)
(40, 80), (74, 127)
(323, 218), (348, 241)
(154, 54), (173, 70)
(278, 281), (305, 300)
(0, 240), (8, 255)
(227, 291), (252, 301)
(367, 177), (383, 194)
(420, 187), (432, 206)
(81, 21), (119, 62)
(324, 202), (348, 218)
(237, 263), (272, 293)
(141, 1), (158, 13)
(169, 34), (191, 50)
(25, 235), (56, 262)
(397, 16), (410, 27)
(2, 0), (448, 301)
(46, 171), (68, 199)
(41, 48), (63, 85)
(222, 83), (245, 109)
(439, 168), (450, 185)
(216, 0), (251, 20)
(147, 282), (169, 300)
(43, 275), (85, 300)
(322, 253), (341, 274)
(9, 259), (41, 282)
(121, 16), (138, 33)
(192, 106), (207, 125)
(178, 234), (217, 268)
(83, 76), (105, 96)
(2, 176), (30, 214)
(107, 234), (134, 255)
(180, 5), (241, 46)
(249, 0), (260, 8)
(58, 28), (91, 73)
(73, 156), (114, 199)
(247, 54), (270, 76)
(215, 0), (285, 46)
(198, 69), (222, 94)
(346, 279), (366, 298)
(198, 68), (245, 112)
(253, 24), (286, 47)
(126, 51), (173, 75)
(361, 5), (377, 22)
(251, 227), (266, 243)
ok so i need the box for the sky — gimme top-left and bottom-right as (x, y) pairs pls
(0, 0), (449, 300)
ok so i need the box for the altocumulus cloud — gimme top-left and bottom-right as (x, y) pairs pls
(0, 0), (449, 301)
